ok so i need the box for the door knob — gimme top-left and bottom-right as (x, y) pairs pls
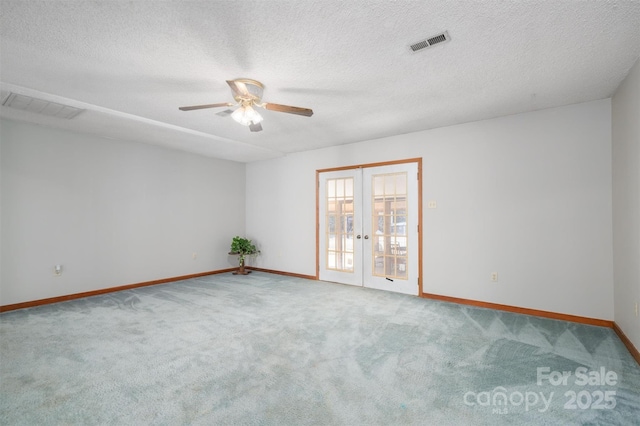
(364, 235), (369, 239)
(356, 235), (362, 239)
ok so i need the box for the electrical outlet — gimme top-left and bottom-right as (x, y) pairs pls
(54, 265), (62, 276)
(491, 272), (498, 282)
(192, 252), (197, 260)
(428, 200), (437, 209)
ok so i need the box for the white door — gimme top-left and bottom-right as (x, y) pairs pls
(318, 169), (363, 286)
(318, 162), (419, 295)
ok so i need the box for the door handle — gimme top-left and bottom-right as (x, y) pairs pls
(356, 235), (362, 239)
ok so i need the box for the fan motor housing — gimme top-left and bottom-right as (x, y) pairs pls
(231, 79), (264, 103)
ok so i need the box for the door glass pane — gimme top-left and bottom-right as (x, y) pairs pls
(384, 177), (395, 195)
(325, 177), (354, 272)
(371, 172), (408, 279)
(328, 251), (336, 266)
(327, 180), (335, 198)
(395, 174), (407, 194)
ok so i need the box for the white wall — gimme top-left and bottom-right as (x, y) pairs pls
(612, 58), (640, 349)
(0, 119), (245, 305)
(247, 99), (614, 320)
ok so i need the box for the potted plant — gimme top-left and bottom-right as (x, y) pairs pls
(229, 236), (259, 275)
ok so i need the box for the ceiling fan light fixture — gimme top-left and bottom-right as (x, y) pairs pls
(179, 78), (312, 133)
(231, 105), (263, 126)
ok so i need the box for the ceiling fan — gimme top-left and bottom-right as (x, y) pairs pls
(179, 79), (313, 132)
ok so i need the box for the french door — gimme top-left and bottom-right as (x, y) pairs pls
(318, 161), (420, 295)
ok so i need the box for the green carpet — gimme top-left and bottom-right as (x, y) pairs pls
(1, 272), (639, 425)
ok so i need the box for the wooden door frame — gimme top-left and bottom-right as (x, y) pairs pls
(316, 158), (423, 296)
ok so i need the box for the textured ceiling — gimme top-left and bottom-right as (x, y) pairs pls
(1, 1), (639, 163)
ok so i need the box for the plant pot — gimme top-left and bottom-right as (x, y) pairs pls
(232, 257), (251, 275)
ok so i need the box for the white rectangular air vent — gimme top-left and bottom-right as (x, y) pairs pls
(410, 31), (450, 53)
(2, 93), (84, 119)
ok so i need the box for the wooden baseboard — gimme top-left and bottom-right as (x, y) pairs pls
(246, 267), (317, 281)
(613, 322), (640, 366)
(0, 268), (236, 313)
(421, 292), (613, 328)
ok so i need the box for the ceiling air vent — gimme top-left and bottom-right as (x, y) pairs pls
(409, 31), (450, 53)
(2, 93), (84, 119)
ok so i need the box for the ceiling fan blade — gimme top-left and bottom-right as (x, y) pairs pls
(179, 102), (234, 111)
(227, 80), (249, 97)
(216, 109), (234, 117)
(249, 122), (263, 132)
(263, 103), (314, 117)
